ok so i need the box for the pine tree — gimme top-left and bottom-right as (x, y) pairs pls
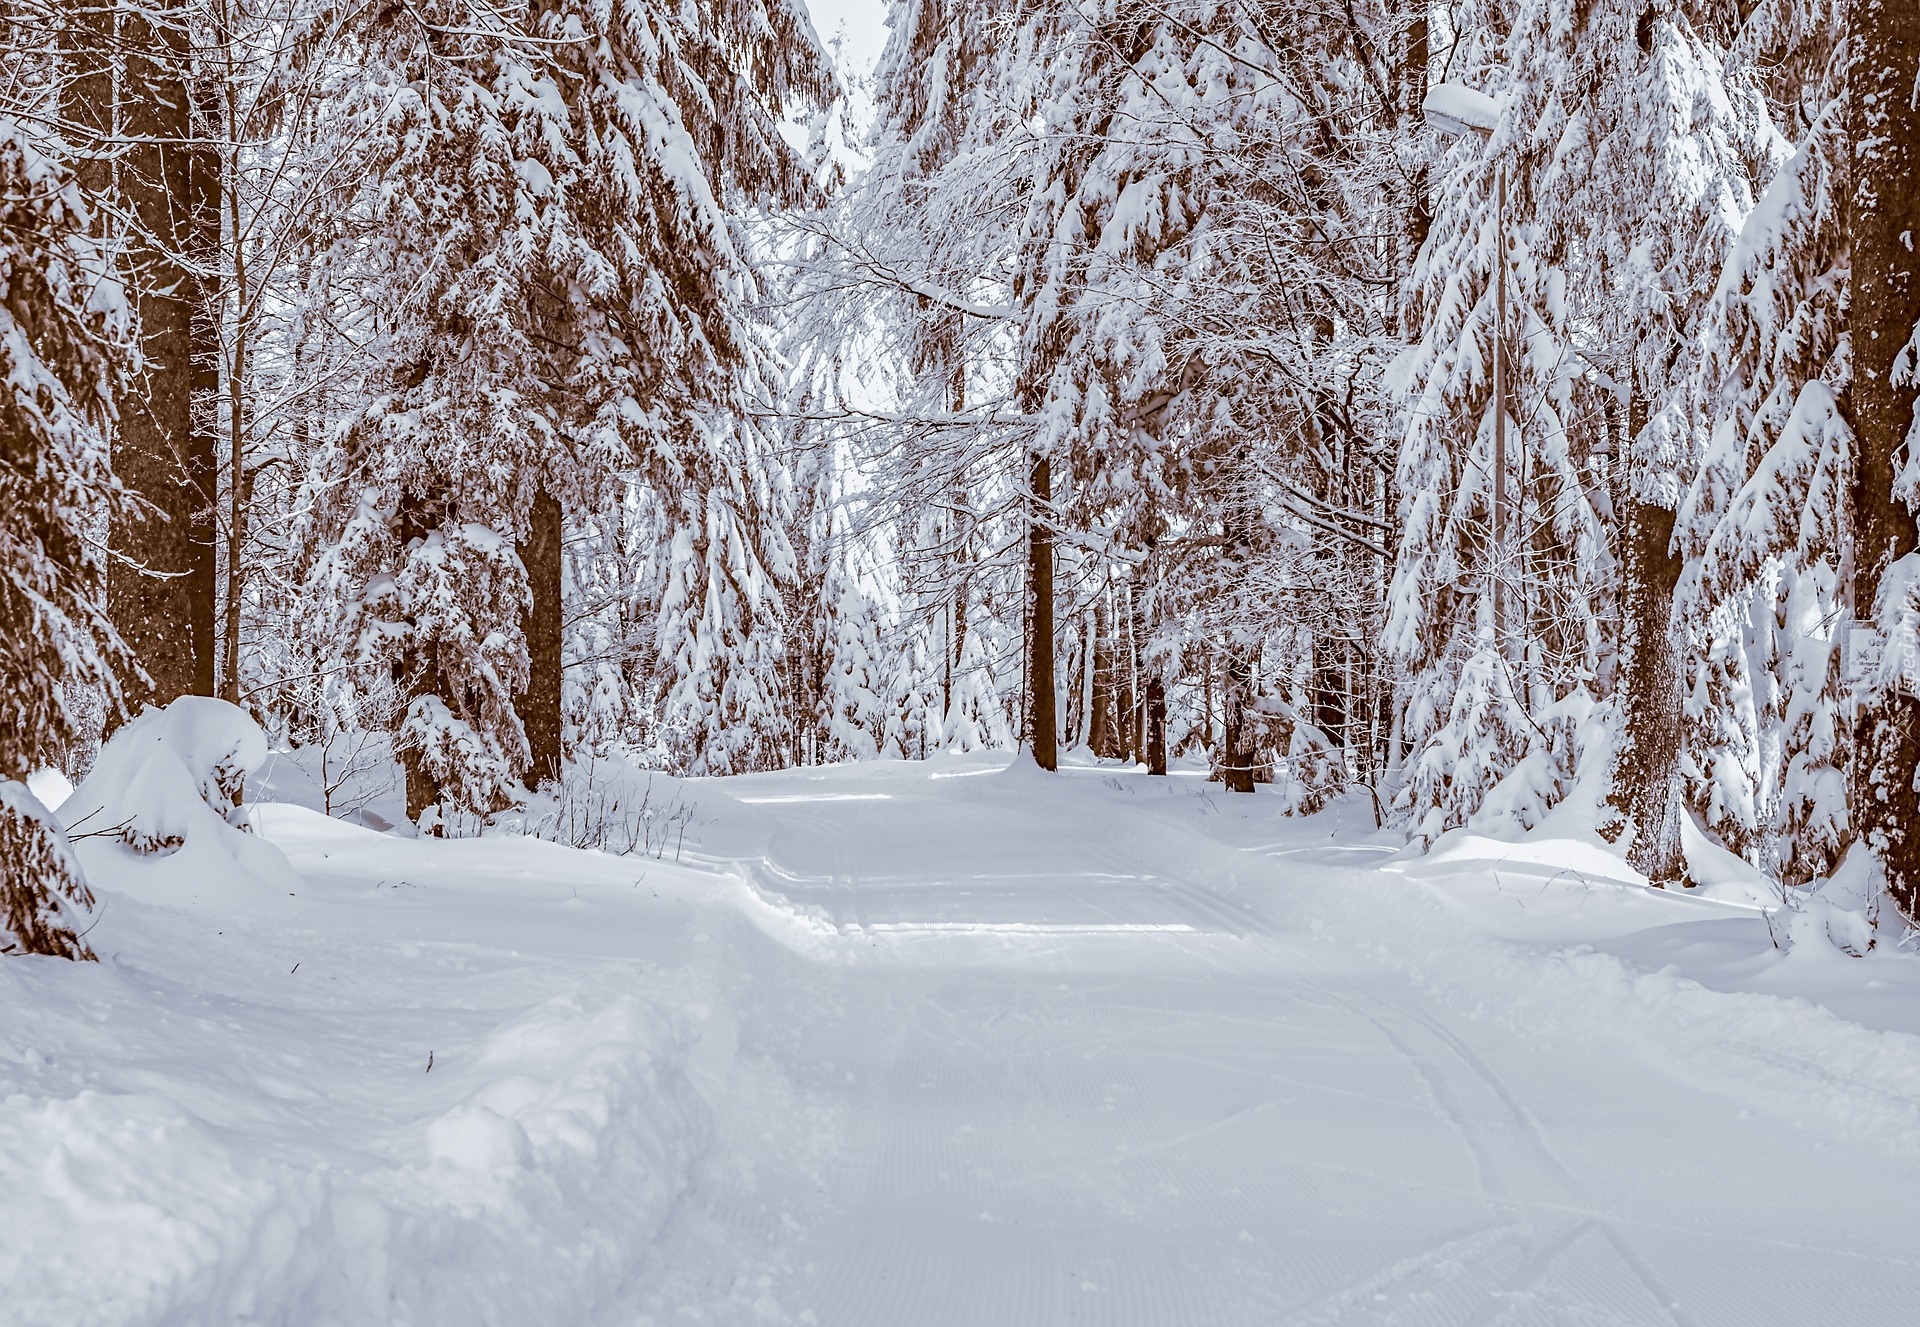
(294, 0), (833, 816)
(1672, 1), (1847, 882)
(1388, 0), (1611, 839)
(0, 120), (128, 958)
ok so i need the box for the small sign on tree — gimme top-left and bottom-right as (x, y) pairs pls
(1841, 616), (1920, 697)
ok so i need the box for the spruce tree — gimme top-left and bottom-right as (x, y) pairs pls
(0, 122), (127, 958)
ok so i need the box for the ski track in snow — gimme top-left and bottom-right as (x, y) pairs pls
(7, 759), (1920, 1324)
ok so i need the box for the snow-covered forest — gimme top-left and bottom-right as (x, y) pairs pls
(5, 0), (1920, 1320)
(4, 0), (1919, 915)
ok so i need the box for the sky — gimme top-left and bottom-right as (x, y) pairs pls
(802, 0), (892, 84)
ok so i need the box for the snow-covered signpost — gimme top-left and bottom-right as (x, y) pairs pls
(1423, 83), (1513, 661)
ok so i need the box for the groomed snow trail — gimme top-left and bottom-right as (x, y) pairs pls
(643, 761), (1920, 1326)
(10, 756), (1920, 1325)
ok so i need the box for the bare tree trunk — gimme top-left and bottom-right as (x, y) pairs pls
(105, 1), (217, 716)
(218, 70), (248, 706)
(518, 488), (564, 789)
(1218, 455), (1257, 793)
(1847, 0), (1920, 919)
(1220, 644), (1256, 794)
(396, 493), (443, 826)
(1078, 614), (1096, 750)
(1027, 453), (1058, 770)
(1609, 499), (1687, 882)
(1089, 580), (1116, 756)
(1145, 676), (1167, 776)
(1121, 576), (1136, 764)
(190, 49), (222, 698)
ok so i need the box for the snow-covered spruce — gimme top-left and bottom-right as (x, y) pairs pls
(290, 0), (835, 817)
(0, 119), (127, 959)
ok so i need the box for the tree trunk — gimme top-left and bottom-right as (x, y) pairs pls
(1848, 0), (1920, 919)
(219, 137), (247, 705)
(1609, 500), (1688, 882)
(1220, 645), (1256, 793)
(107, 3), (217, 717)
(191, 57), (223, 698)
(1089, 583), (1116, 757)
(1027, 453), (1058, 770)
(518, 488), (565, 789)
(396, 493), (444, 827)
(1145, 676), (1167, 776)
(1218, 453), (1257, 792)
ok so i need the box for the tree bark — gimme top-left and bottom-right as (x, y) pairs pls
(1145, 676), (1167, 776)
(1220, 644), (1256, 793)
(1609, 500), (1688, 882)
(396, 493), (443, 827)
(518, 488), (565, 789)
(107, 2), (217, 716)
(1027, 453), (1058, 770)
(190, 54), (223, 699)
(217, 125), (248, 704)
(1847, 0), (1920, 919)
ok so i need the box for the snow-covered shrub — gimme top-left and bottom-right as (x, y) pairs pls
(0, 782), (95, 959)
(1769, 846), (1892, 960)
(59, 698), (302, 901)
(525, 754), (700, 861)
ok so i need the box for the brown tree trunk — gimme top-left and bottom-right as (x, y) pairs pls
(1220, 645), (1256, 794)
(1088, 590), (1114, 756)
(1609, 500), (1688, 883)
(396, 494), (444, 827)
(108, 3), (217, 717)
(190, 58), (223, 699)
(1847, 0), (1920, 919)
(518, 488), (565, 789)
(1145, 676), (1167, 776)
(1027, 453), (1058, 771)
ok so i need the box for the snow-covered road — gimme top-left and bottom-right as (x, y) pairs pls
(8, 756), (1920, 1324)
(643, 761), (1920, 1325)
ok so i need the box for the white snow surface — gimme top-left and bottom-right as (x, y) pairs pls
(6, 752), (1920, 1324)
(1422, 82), (1502, 138)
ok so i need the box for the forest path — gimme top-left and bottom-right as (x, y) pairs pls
(643, 760), (1920, 1326)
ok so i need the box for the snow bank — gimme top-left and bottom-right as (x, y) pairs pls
(0, 970), (710, 1325)
(1, 782), (732, 1326)
(1342, 854), (1920, 1162)
(59, 697), (303, 907)
(1679, 809), (1778, 906)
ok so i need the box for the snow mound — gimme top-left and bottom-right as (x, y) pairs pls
(1775, 846), (1892, 960)
(59, 697), (302, 906)
(1681, 811), (1778, 906)
(0, 981), (711, 1325)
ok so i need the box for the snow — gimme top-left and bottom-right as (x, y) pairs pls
(6, 752), (1920, 1322)
(58, 698), (304, 905)
(1422, 82), (1502, 139)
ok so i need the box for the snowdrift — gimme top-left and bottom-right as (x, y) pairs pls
(59, 696), (303, 906)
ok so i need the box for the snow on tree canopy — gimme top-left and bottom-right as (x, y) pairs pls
(1422, 83), (1501, 139)
(0, 116), (127, 960)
